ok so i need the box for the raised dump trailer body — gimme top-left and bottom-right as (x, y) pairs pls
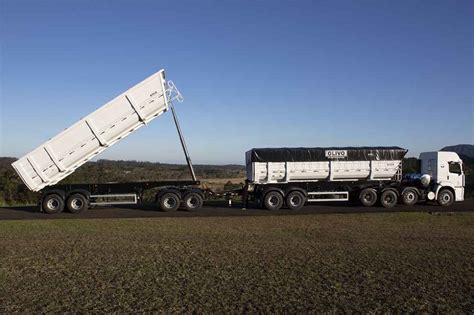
(245, 147), (464, 210)
(12, 69), (204, 214)
(12, 70), (170, 192)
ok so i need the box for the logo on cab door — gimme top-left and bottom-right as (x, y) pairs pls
(325, 150), (348, 159)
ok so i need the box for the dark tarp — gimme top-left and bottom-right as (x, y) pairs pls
(246, 147), (408, 163)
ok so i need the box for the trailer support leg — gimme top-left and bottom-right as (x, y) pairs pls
(169, 102), (197, 182)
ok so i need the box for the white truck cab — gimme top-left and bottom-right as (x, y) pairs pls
(419, 151), (465, 205)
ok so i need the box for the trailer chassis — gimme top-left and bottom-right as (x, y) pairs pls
(39, 180), (203, 214)
(251, 180), (436, 210)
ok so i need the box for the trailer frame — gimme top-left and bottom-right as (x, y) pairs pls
(39, 180), (203, 213)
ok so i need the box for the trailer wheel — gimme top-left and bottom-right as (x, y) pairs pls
(66, 193), (88, 214)
(182, 192), (203, 211)
(359, 188), (377, 207)
(159, 193), (180, 211)
(264, 191), (284, 210)
(437, 189), (454, 207)
(381, 190), (398, 208)
(286, 191), (305, 210)
(401, 188), (418, 206)
(42, 194), (65, 214)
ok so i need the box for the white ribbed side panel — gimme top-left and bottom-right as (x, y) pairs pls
(249, 160), (402, 184)
(12, 70), (169, 191)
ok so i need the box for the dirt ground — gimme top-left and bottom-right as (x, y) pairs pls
(0, 210), (473, 313)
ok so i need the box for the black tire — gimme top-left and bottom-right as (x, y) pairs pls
(66, 193), (88, 214)
(42, 194), (65, 214)
(159, 192), (180, 211)
(401, 188), (418, 206)
(286, 191), (306, 210)
(264, 191), (284, 210)
(359, 188), (377, 207)
(182, 192), (203, 211)
(381, 190), (398, 208)
(437, 189), (454, 207)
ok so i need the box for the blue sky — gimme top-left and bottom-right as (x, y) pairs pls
(1, 0), (473, 164)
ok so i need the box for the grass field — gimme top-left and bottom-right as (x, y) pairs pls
(1, 212), (473, 313)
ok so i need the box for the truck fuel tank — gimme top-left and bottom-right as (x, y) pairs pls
(405, 173), (431, 187)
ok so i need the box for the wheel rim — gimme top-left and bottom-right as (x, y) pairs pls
(364, 193), (373, 202)
(405, 191), (415, 202)
(384, 193), (395, 204)
(164, 197), (176, 208)
(47, 198), (60, 211)
(441, 193), (451, 203)
(289, 195), (301, 207)
(71, 198), (83, 210)
(269, 195), (279, 206)
(186, 196), (199, 208)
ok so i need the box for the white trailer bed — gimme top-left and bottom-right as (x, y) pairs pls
(12, 70), (172, 191)
(249, 160), (403, 183)
(246, 147), (407, 184)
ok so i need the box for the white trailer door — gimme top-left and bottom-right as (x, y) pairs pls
(12, 70), (170, 191)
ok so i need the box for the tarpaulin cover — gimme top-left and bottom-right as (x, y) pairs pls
(246, 147), (408, 163)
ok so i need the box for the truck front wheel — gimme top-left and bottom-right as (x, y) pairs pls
(42, 194), (65, 214)
(359, 188), (377, 207)
(264, 191), (283, 210)
(381, 190), (398, 208)
(437, 189), (454, 207)
(286, 191), (305, 210)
